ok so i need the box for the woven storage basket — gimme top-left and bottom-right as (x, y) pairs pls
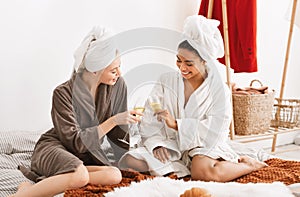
(271, 98), (300, 128)
(232, 80), (275, 135)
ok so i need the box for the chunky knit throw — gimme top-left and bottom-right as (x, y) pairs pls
(64, 158), (300, 197)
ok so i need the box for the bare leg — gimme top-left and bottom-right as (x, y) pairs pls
(86, 166), (122, 185)
(119, 154), (149, 172)
(191, 155), (267, 182)
(12, 164), (122, 197)
(8, 182), (33, 197)
(13, 164), (88, 197)
(17, 182), (32, 191)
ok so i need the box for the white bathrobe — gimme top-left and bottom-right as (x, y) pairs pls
(119, 60), (239, 177)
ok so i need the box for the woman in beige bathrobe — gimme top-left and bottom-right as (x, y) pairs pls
(12, 26), (142, 197)
(119, 15), (266, 182)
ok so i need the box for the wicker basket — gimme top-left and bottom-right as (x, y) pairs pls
(270, 98), (300, 128)
(232, 80), (275, 135)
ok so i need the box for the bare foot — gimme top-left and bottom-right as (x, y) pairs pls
(239, 156), (268, 170)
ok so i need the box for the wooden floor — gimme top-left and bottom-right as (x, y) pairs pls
(267, 144), (300, 161)
(233, 128), (300, 161)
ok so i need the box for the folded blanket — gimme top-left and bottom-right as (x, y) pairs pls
(235, 158), (300, 184)
(231, 80), (269, 95)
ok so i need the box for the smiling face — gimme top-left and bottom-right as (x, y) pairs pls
(98, 56), (121, 85)
(176, 48), (206, 80)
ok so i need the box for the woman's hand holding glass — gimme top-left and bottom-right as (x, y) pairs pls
(149, 95), (177, 130)
(116, 110), (143, 145)
(154, 109), (178, 131)
(113, 110), (143, 125)
(116, 96), (146, 145)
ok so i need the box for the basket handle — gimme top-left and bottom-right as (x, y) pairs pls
(250, 79), (263, 87)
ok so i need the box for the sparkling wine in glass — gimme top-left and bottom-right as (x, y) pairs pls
(133, 106), (145, 119)
(148, 95), (170, 140)
(133, 97), (146, 119)
(149, 95), (162, 113)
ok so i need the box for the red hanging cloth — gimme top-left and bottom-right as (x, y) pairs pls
(199, 0), (257, 73)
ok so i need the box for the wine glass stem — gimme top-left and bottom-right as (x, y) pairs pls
(122, 127), (129, 141)
(124, 123), (136, 140)
(162, 120), (169, 140)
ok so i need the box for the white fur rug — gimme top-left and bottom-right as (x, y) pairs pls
(105, 177), (294, 197)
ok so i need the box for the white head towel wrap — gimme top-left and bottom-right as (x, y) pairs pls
(182, 15), (224, 61)
(73, 26), (117, 72)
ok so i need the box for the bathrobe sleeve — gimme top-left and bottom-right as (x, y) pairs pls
(51, 88), (99, 154)
(106, 77), (130, 159)
(141, 118), (180, 155)
(139, 80), (167, 153)
(139, 80), (181, 158)
(141, 114), (181, 159)
(177, 82), (232, 151)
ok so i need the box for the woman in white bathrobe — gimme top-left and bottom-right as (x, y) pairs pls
(119, 15), (266, 182)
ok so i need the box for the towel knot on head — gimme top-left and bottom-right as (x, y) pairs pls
(73, 26), (117, 72)
(182, 15), (224, 61)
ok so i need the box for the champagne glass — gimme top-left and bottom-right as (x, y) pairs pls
(118, 98), (146, 146)
(133, 99), (146, 120)
(148, 95), (169, 140)
(148, 95), (162, 113)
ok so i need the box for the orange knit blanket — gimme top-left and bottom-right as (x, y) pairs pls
(64, 158), (300, 197)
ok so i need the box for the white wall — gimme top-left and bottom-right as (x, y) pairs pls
(0, 0), (299, 132)
(234, 0), (300, 99)
(0, 0), (200, 131)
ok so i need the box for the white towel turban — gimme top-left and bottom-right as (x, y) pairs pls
(182, 15), (224, 61)
(73, 26), (117, 72)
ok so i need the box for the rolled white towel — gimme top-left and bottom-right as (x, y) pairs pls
(73, 26), (117, 72)
(182, 15), (224, 61)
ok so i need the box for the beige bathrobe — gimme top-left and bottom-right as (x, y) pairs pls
(119, 60), (239, 177)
